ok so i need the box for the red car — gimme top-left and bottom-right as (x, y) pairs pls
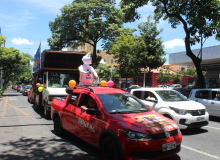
(27, 87), (34, 103)
(51, 86), (182, 160)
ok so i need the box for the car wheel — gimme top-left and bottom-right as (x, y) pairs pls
(44, 104), (51, 120)
(28, 97), (30, 103)
(54, 116), (64, 136)
(102, 136), (120, 160)
(163, 114), (173, 120)
(34, 101), (40, 110)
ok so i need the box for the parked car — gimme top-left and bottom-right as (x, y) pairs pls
(27, 87), (34, 103)
(20, 86), (23, 93)
(188, 89), (220, 117)
(125, 85), (142, 93)
(17, 86), (21, 92)
(130, 88), (209, 129)
(22, 85), (32, 96)
(51, 86), (182, 160)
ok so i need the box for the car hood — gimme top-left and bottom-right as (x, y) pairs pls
(46, 87), (67, 96)
(113, 112), (178, 134)
(164, 101), (205, 110)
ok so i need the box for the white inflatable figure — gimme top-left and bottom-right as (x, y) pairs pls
(78, 53), (99, 86)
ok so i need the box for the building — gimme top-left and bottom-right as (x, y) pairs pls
(66, 42), (93, 53)
(169, 45), (220, 88)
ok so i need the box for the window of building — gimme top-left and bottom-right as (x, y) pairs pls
(111, 59), (114, 64)
(104, 59), (106, 62)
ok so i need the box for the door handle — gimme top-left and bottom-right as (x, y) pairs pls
(211, 102), (214, 104)
(73, 113), (76, 116)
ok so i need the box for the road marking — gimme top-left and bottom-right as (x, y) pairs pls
(1, 92), (32, 118)
(1, 96), (8, 118)
(204, 126), (220, 130)
(182, 145), (220, 159)
(6, 103), (32, 117)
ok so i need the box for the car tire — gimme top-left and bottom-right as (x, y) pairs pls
(28, 97), (30, 103)
(34, 101), (40, 110)
(102, 136), (120, 160)
(44, 103), (51, 120)
(54, 116), (64, 136)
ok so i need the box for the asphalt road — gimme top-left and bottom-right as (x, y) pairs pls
(0, 88), (220, 160)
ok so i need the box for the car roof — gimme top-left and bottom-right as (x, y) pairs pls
(191, 88), (220, 91)
(73, 87), (129, 94)
(131, 88), (171, 92)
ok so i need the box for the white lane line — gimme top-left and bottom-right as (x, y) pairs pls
(182, 145), (220, 159)
(205, 126), (220, 130)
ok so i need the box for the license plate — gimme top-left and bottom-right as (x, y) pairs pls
(162, 141), (176, 152)
(197, 116), (205, 121)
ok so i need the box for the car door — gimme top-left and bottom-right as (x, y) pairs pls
(209, 91), (220, 116)
(73, 93), (102, 145)
(61, 93), (80, 133)
(193, 90), (211, 112)
(133, 91), (158, 110)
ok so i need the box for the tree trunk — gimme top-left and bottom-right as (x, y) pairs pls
(178, 15), (206, 88)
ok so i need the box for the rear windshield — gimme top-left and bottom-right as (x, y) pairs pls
(97, 94), (150, 114)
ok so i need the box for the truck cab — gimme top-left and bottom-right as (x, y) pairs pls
(32, 50), (86, 119)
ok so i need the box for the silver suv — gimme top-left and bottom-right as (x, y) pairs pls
(188, 89), (220, 117)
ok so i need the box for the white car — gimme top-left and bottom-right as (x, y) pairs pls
(188, 89), (220, 117)
(130, 88), (209, 129)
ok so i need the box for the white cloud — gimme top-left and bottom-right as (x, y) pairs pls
(163, 38), (185, 49)
(22, 0), (72, 14)
(11, 37), (33, 45)
(0, 10), (35, 30)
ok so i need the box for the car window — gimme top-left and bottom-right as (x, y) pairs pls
(132, 91), (142, 99)
(143, 91), (157, 100)
(211, 91), (220, 100)
(155, 90), (188, 102)
(68, 93), (80, 106)
(78, 94), (97, 109)
(97, 94), (150, 114)
(195, 90), (210, 99)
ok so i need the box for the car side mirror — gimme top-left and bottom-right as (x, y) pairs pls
(86, 108), (99, 116)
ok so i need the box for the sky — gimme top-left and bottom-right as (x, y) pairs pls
(0, 0), (219, 64)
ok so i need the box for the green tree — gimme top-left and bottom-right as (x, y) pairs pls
(134, 15), (166, 86)
(0, 36), (32, 87)
(120, 0), (220, 88)
(110, 33), (141, 86)
(48, 0), (124, 65)
(178, 66), (206, 85)
(156, 66), (173, 84)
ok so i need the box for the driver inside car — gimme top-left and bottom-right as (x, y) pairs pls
(80, 97), (96, 111)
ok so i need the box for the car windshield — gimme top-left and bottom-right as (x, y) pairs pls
(97, 94), (150, 114)
(48, 72), (79, 88)
(155, 90), (189, 102)
(25, 86), (32, 89)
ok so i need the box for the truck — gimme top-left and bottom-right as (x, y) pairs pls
(32, 50), (86, 119)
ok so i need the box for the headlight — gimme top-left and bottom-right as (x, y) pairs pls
(123, 130), (152, 141)
(170, 107), (188, 115)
